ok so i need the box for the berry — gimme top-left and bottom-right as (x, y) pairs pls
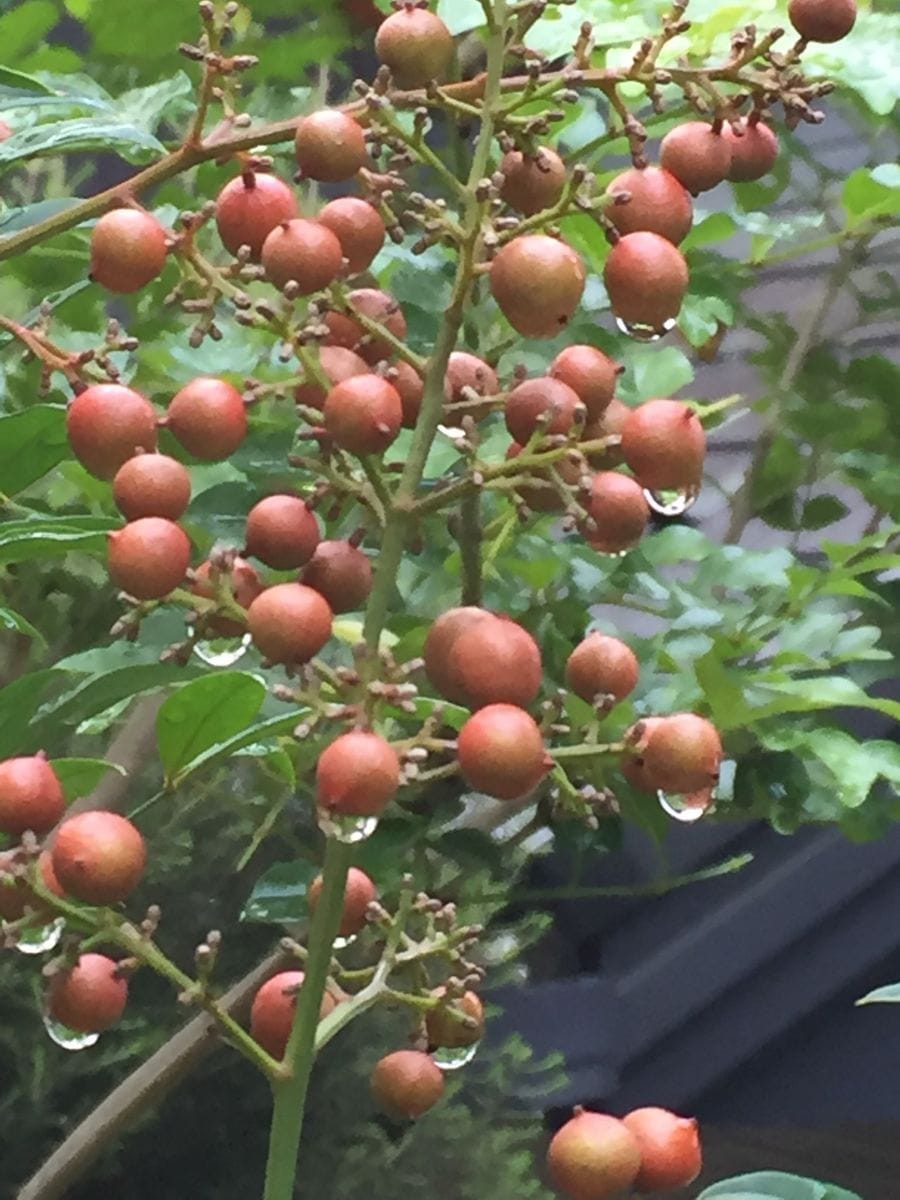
(371, 1050), (445, 1119)
(566, 633), (639, 705)
(620, 398), (706, 491)
(52, 812), (146, 906)
(301, 540), (373, 613)
(192, 557), (264, 637)
(90, 208), (167, 294)
(318, 197), (386, 275)
(505, 376), (585, 445)
(426, 989), (484, 1049)
(500, 147), (566, 215)
(789, 0), (856, 42)
(245, 494), (320, 570)
(424, 607), (494, 704)
(323, 374), (403, 456)
(308, 866), (377, 938)
(246, 583), (332, 665)
(214, 171), (298, 260)
(547, 1109), (642, 1200)
(491, 234), (586, 338)
(0, 754), (65, 837)
(295, 346), (370, 411)
(723, 120), (779, 182)
(623, 1106), (702, 1192)
(660, 122), (733, 194)
(445, 351), (499, 421)
(621, 718), (666, 793)
(603, 231), (689, 332)
(507, 441), (583, 513)
(112, 452), (191, 522)
(583, 472), (649, 555)
(392, 360), (425, 427)
(107, 517), (191, 600)
(324, 288), (408, 364)
(316, 731), (401, 818)
(294, 110), (367, 182)
(606, 166), (693, 245)
(457, 704), (549, 800)
(582, 397), (629, 469)
(550, 345), (619, 421)
(642, 713), (722, 793)
(250, 971), (337, 1059)
(48, 953), (128, 1033)
(261, 218), (343, 293)
(449, 613), (543, 709)
(375, 6), (454, 88)
(0, 850), (63, 922)
(66, 383), (157, 480)
(163, 377), (247, 462)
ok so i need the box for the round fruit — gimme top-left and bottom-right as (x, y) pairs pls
(163, 377), (247, 462)
(301, 540), (373, 613)
(583, 472), (649, 555)
(606, 166), (693, 245)
(112, 452), (191, 522)
(246, 583), (332, 665)
(0, 850), (63, 922)
(261, 219), (343, 293)
(295, 346), (370, 411)
(660, 122), (733, 194)
(566, 633), (639, 705)
(294, 110), (368, 182)
(318, 197), (386, 275)
(107, 517), (191, 600)
(375, 6), (454, 88)
(323, 374), (403, 455)
(308, 866), (377, 938)
(393, 360), (425, 427)
(620, 399), (706, 491)
(457, 704), (549, 800)
(426, 989), (484, 1049)
(623, 1106), (702, 1192)
(0, 754), (65, 837)
(642, 713), (722, 793)
(90, 208), (168, 294)
(603, 231), (689, 332)
(192, 556), (264, 637)
(250, 971), (337, 1059)
(214, 171), (299, 260)
(371, 1050), (445, 1119)
(547, 1109), (642, 1200)
(500, 147), (567, 216)
(324, 288), (408, 364)
(52, 811), (146, 906)
(491, 234), (586, 338)
(550, 345), (619, 421)
(49, 953), (128, 1033)
(245, 494), (320, 570)
(316, 731), (401, 818)
(66, 384), (158, 480)
(505, 377), (584, 445)
(581, 395), (629, 469)
(424, 607), (494, 703)
(789, 0), (856, 42)
(445, 351), (498, 421)
(723, 119), (779, 182)
(449, 614), (543, 709)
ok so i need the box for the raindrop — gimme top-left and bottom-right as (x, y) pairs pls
(15, 918), (64, 956)
(614, 316), (677, 342)
(431, 1041), (480, 1071)
(658, 788), (715, 823)
(332, 933), (357, 950)
(437, 423), (466, 440)
(644, 482), (700, 517)
(316, 810), (379, 844)
(42, 1013), (99, 1051)
(189, 630), (252, 668)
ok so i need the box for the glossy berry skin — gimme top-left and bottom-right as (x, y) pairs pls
(112, 453), (191, 522)
(643, 713), (722, 794)
(371, 1050), (445, 1119)
(324, 289), (408, 364)
(295, 346), (371, 412)
(623, 1106), (702, 1192)
(606, 166), (694, 245)
(505, 377), (584, 445)
(301, 540), (373, 613)
(250, 971), (337, 1059)
(246, 583), (332, 665)
(90, 208), (168, 294)
(316, 731), (401, 818)
(318, 197), (386, 275)
(603, 231), (689, 332)
(426, 989), (484, 1049)
(491, 235), (586, 338)
(500, 147), (567, 216)
(323, 374), (403, 456)
(308, 866), (377, 938)
(550, 346), (619, 421)
(164, 377), (247, 462)
(245, 494), (320, 570)
(66, 384), (158, 480)
(789, 0), (856, 42)
(214, 171), (298, 260)
(52, 812), (146, 906)
(261, 219), (343, 293)
(107, 517), (191, 600)
(660, 122), (733, 194)
(621, 398), (706, 491)
(584, 473), (649, 555)
(192, 557), (264, 638)
(49, 954), (128, 1033)
(723, 120), (779, 182)
(0, 754), (65, 837)
(457, 704), (549, 801)
(424, 607), (493, 703)
(295, 110), (368, 182)
(375, 7), (454, 88)
(447, 613), (543, 710)
(566, 633), (639, 705)
(547, 1109), (642, 1200)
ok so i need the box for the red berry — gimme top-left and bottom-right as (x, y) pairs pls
(214, 171), (298, 260)
(301, 540), (373, 613)
(112, 452), (192, 522)
(295, 346), (370, 411)
(548, 1109), (642, 1200)
(295, 110), (368, 182)
(52, 811), (146, 906)
(163, 377), (247, 462)
(0, 754), (65, 837)
(500, 147), (567, 216)
(789, 0), (856, 42)
(620, 398), (706, 491)
(566, 633), (639, 705)
(90, 208), (168, 294)
(660, 122), (733, 194)
(192, 557), (264, 637)
(505, 376), (585, 445)
(448, 614), (543, 710)
(261, 218), (343, 293)
(723, 120), (779, 182)
(324, 288), (408, 364)
(606, 166), (694, 245)
(583, 472), (649, 555)
(621, 718), (667, 793)
(550, 346), (619, 422)
(323, 374), (403, 456)
(444, 352), (499, 420)
(247, 583), (332, 665)
(642, 713), (722, 794)
(491, 234), (586, 338)
(250, 971), (337, 1059)
(245, 494), (320, 570)
(318, 197), (386, 275)
(424, 607), (494, 704)
(603, 231), (689, 332)
(457, 704), (549, 800)
(316, 731), (401, 818)
(66, 384), (158, 480)
(371, 1050), (445, 1119)
(375, 6), (454, 88)
(581, 397), (629, 469)
(49, 953), (128, 1033)
(392, 360), (426, 427)
(107, 517), (191, 600)
(623, 1106), (702, 1192)
(308, 866), (377, 938)
(426, 988), (484, 1048)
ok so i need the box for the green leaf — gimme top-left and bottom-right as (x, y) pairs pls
(241, 860), (317, 924)
(698, 1172), (860, 1200)
(156, 672), (267, 785)
(169, 712), (303, 786)
(761, 728), (900, 809)
(0, 605), (45, 646)
(51, 757), (126, 801)
(0, 64), (54, 99)
(857, 981), (900, 1005)
(752, 677), (900, 725)
(0, 117), (164, 170)
(0, 406), (69, 495)
(33, 663), (202, 732)
(800, 495), (848, 530)
(0, 669), (59, 758)
(618, 345), (694, 402)
(843, 164), (900, 228)
(0, 515), (117, 564)
(435, 0), (483, 35)
(0, 198), (83, 235)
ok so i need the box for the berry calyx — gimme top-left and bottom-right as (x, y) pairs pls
(0, 754), (65, 837)
(294, 110), (368, 182)
(505, 376), (585, 445)
(660, 122), (733, 194)
(566, 633), (639, 705)
(245, 494), (320, 570)
(322, 374), (403, 456)
(214, 171), (298, 260)
(620, 398), (706, 491)
(192, 556), (264, 637)
(246, 583), (332, 665)
(583, 472), (649, 555)
(500, 147), (567, 215)
(490, 234), (586, 338)
(90, 208), (168, 294)
(308, 865), (377, 938)
(295, 346), (370, 411)
(112, 452), (192, 522)
(606, 165), (694, 245)
(550, 345), (620, 421)
(301, 540), (373, 613)
(374, 6), (454, 88)
(603, 231), (689, 333)
(457, 704), (549, 800)
(318, 197), (386, 275)
(250, 971), (337, 1059)
(547, 1109), (642, 1200)
(789, 0), (856, 43)
(642, 713), (723, 793)
(316, 730), (401, 818)
(48, 953), (128, 1033)
(163, 377), (247, 462)
(66, 384), (158, 480)
(426, 988), (485, 1049)
(107, 517), (191, 600)
(723, 119), (779, 182)
(324, 288), (408, 364)
(371, 1050), (445, 1119)
(51, 811), (146, 906)
(261, 219), (344, 295)
(622, 1106), (702, 1192)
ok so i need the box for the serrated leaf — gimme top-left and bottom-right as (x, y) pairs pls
(156, 672), (267, 785)
(0, 406), (69, 495)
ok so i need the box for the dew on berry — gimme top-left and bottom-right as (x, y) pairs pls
(614, 315), (678, 342)
(42, 1013), (100, 1051)
(15, 919), (64, 956)
(188, 628), (253, 668)
(643, 482), (700, 517)
(430, 1041), (480, 1071)
(315, 811), (379, 844)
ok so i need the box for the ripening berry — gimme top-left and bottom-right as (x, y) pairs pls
(66, 384), (158, 480)
(393, 360), (426, 427)
(623, 1106), (703, 1192)
(49, 953), (128, 1033)
(723, 120), (779, 182)
(374, 6), (454, 88)
(620, 398), (706, 491)
(112, 452), (192, 522)
(424, 607), (494, 704)
(163, 377), (247, 462)
(246, 583), (332, 665)
(550, 345), (620, 422)
(324, 288), (408, 364)
(605, 166), (694, 245)
(90, 208), (168, 294)
(621, 717), (667, 793)
(295, 346), (370, 412)
(294, 110), (368, 181)
(426, 988), (484, 1049)
(642, 713), (723, 794)
(547, 1109), (642, 1200)
(505, 377), (585, 445)
(491, 234), (586, 338)
(318, 197), (386, 275)
(583, 473), (649, 555)
(323, 374), (403, 456)
(250, 971), (337, 1059)
(789, 0), (856, 42)
(245, 494), (320, 570)
(0, 754), (65, 837)
(261, 218), (343, 293)
(308, 866), (377, 938)
(301, 540), (373, 613)
(566, 633), (639, 705)
(457, 704), (550, 800)
(52, 811), (146, 906)
(660, 122), (733, 194)
(581, 397), (629, 469)
(371, 1050), (445, 1119)
(316, 731), (401, 818)
(107, 517), (191, 599)
(214, 171), (298, 260)
(444, 351), (498, 421)
(447, 614), (543, 710)
(192, 557), (264, 637)
(603, 232), (689, 332)
(500, 147), (567, 216)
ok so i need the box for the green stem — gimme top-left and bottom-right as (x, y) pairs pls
(458, 490), (483, 605)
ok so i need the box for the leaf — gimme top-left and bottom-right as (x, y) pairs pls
(0, 669), (60, 758)
(435, 0), (483, 34)
(0, 406), (68, 495)
(0, 198), (83, 235)
(0, 605), (44, 646)
(0, 118), (164, 170)
(857, 981), (900, 1006)
(169, 712), (303, 786)
(51, 758), (126, 801)
(843, 164), (900, 228)
(752, 677), (900, 725)
(619, 345), (694, 402)
(241, 860), (317, 924)
(156, 672), (267, 785)
(0, 64), (54, 99)
(801, 495), (848, 530)
(33, 663), (203, 732)
(761, 728), (900, 809)
(698, 1172), (860, 1200)
(0, 515), (117, 564)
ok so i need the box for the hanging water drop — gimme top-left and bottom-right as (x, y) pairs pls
(332, 933), (357, 950)
(644, 482), (700, 517)
(316, 809), (379, 844)
(189, 629), (252, 668)
(42, 1013), (100, 1051)
(430, 1041), (480, 1071)
(615, 316), (677, 342)
(658, 788), (715, 823)
(15, 918), (64, 956)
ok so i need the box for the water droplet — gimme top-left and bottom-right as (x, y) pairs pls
(332, 933), (357, 950)
(189, 631), (252, 668)
(644, 482), (700, 517)
(437, 423), (466, 441)
(658, 788), (714, 823)
(590, 547), (629, 559)
(431, 1040), (480, 1070)
(316, 810), (379, 844)
(15, 918), (64, 956)
(615, 316), (677, 342)
(42, 1013), (99, 1051)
